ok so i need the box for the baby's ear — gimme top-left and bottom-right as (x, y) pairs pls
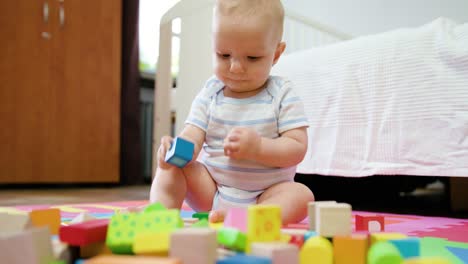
(273, 42), (286, 65)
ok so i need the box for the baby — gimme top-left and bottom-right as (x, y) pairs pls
(150, 0), (314, 224)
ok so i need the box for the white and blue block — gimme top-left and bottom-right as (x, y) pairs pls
(165, 137), (194, 168)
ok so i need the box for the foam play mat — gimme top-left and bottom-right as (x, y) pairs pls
(1, 200), (468, 263)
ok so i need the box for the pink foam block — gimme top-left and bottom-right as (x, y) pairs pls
(224, 208), (248, 232)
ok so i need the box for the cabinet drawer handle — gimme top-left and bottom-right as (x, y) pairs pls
(59, 0), (65, 28)
(43, 2), (49, 23)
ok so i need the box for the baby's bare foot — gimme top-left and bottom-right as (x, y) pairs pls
(209, 210), (226, 223)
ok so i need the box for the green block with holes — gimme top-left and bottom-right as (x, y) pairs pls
(106, 212), (139, 254)
(136, 209), (183, 234)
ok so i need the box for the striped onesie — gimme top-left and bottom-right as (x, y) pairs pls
(186, 75), (309, 210)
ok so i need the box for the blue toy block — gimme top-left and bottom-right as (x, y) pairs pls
(304, 230), (317, 241)
(389, 237), (420, 259)
(217, 254), (271, 264)
(164, 137), (194, 168)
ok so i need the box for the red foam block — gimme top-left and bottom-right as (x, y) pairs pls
(59, 219), (109, 246)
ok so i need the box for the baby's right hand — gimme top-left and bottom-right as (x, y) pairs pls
(157, 136), (173, 169)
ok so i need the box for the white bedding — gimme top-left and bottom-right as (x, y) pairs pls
(272, 18), (468, 177)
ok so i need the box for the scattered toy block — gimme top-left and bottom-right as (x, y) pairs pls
(403, 257), (452, 263)
(217, 227), (247, 252)
(304, 231), (317, 241)
(144, 202), (167, 213)
(59, 219), (109, 246)
(29, 208), (61, 235)
(217, 254), (272, 264)
(247, 205), (282, 242)
(85, 255), (182, 264)
(300, 236), (333, 264)
(136, 209), (183, 234)
(191, 218), (210, 228)
(51, 238), (72, 263)
(69, 212), (97, 224)
(389, 238), (420, 259)
(370, 233), (407, 245)
(165, 137), (194, 168)
(251, 242), (299, 264)
(0, 227), (54, 264)
(307, 201), (336, 231)
(224, 207), (248, 232)
(209, 221), (224, 230)
(333, 234), (368, 264)
(355, 214), (385, 232)
(289, 234), (305, 248)
(0, 212), (32, 233)
(106, 212), (139, 254)
(134, 231), (171, 255)
(192, 212), (209, 220)
(170, 228), (217, 264)
(79, 241), (112, 258)
(368, 241), (403, 264)
(316, 203), (352, 237)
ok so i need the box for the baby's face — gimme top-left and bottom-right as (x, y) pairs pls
(213, 18), (283, 98)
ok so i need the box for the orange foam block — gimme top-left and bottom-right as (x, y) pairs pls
(29, 208), (61, 235)
(333, 234), (369, 264)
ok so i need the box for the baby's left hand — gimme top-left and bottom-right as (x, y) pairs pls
(223, 127), (261, 160)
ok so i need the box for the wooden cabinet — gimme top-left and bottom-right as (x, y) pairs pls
(0, 0), (121, 183)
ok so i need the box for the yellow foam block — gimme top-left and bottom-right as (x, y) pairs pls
(300, 236), (333, 264)
(247, 205), (282, 242)
(133, 231), (171, 255)
(29, 208), (61, 235)
(370, 233), (407, 245)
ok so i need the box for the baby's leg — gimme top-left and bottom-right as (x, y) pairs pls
(258, 181), (314, 225)
(150, 161), (217, 211)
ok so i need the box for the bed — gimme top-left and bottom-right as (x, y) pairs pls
(153, 0), (468, 210)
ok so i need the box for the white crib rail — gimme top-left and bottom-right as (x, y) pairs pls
(152, 0), (351, 173)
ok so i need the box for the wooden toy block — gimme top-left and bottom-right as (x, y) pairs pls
(370, 233), (407, 245)
(85, 255), (182, 264)
(307, 201), (336, 231)
(217, 254), (272, 264)
(0, 227), (54, 264)
(136, 209), (183, 234)
(355, 214), (385, 232)
(59, 218), (109, 246)
(300, 236), (333, 264)
(217, 248), (237, 259)
(0, 212), (32, 233)
(333, 234), (368, 264)
(217, 227), (247, 252)
(170, 228), (217, 264)
(367, 241), (403, 264)
(69, 212), (97, 224)
(209, 221), (224, 229)
(389, 238), (420, 259)
(403, 257), (452, 263)
(247, 205), (282, 242)
(133, 231), (171, 255)
(224, 207), (248, 232)
(106, 212), (139, 254)
(29, 208), (61, 235)
(52, 237), (72, 263)
(316, 203), (352, 237)
(164, 137), (194, 168)
(251, 242), (299, 264)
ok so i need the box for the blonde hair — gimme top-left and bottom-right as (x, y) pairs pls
(214, 0), (285, 42)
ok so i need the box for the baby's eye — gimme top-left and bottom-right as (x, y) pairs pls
(247, 56), (260, 61)
(218, 53), (230, 59)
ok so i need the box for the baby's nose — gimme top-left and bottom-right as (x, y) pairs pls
(229, 59), (244, 73)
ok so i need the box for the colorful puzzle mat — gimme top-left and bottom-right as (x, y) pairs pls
(1, 200), (467, 263)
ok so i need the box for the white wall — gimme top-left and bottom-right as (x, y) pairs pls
(282, 0), (468, 37)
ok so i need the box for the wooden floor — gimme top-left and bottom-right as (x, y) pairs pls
(0, 184), (150, 206)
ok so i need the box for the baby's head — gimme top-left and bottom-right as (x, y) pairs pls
(213, 0), (286, 97)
